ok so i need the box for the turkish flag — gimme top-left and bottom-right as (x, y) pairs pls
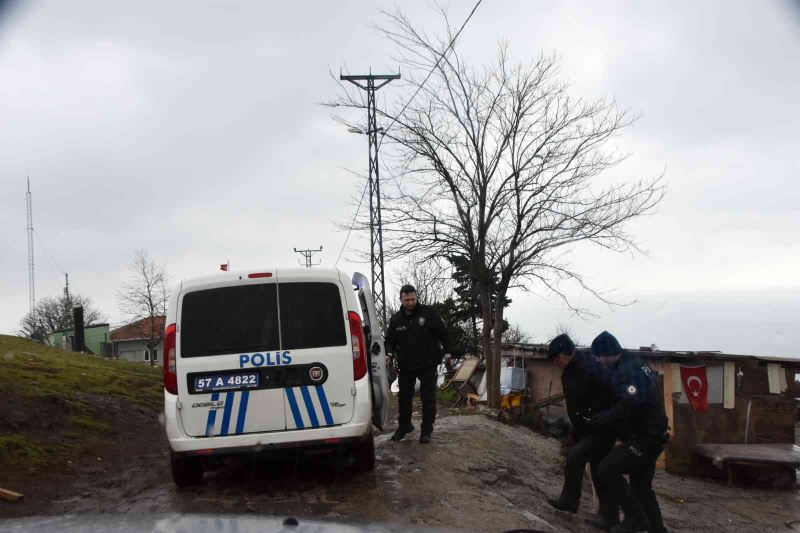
(220, 264), (228, 272)
(680, 365), (708, 412)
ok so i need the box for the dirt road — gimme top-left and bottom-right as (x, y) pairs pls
(2, 402), (799, 531)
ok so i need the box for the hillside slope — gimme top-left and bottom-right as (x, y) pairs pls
(0, 335), (164, 510)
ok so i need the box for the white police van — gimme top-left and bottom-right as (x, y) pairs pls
(162, 268), (389, 486)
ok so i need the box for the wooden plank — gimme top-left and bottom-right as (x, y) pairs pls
(656, 363), (671, 470)
(749, 395), (796, 443)
(671, 363), (683, 398)
(0, 487), (23, 502)
(723, 361), (735, 409)
(778, 367), (788, 393)
(450, 357), (479, 383)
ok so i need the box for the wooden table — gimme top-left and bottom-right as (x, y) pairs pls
(694, 443), (800, 486)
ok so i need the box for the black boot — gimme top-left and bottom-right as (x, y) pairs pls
(419, 432), (432, 444)
(390, 424), (414, 441)
(547, 497), (578, 513)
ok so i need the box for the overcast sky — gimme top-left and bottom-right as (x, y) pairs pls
(1, 1), (798, 357)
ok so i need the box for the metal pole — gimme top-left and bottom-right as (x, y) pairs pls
(26, 177), (35, 330)
(340, 72), (400, 326)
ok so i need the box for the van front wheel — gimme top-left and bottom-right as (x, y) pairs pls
(170, 450), (204, 487)
(351, 432), (376, 472)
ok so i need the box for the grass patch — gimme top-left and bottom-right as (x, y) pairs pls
(436, 387), (461, 404)
(0, 435), (47, 468)
(69, 414), (112, 433)
(0, 334), (162, 410)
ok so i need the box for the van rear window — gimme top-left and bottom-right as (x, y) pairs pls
(279, 282), (346, 349)
(181, 284), (279, 358)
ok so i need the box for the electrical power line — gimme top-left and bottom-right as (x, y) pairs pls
(334, 180), (369, 267)
(0, 230), (26, 260)
(379, 0), (484, 146)
(33, 229), (65, 277)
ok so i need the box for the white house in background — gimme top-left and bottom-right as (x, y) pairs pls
(111, 316), (166, 366)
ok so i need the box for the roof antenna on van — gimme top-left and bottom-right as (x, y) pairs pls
(293, 246), (323, 268)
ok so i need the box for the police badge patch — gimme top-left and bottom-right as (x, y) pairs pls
(627, 385), (637, 395)
(418, 316), (426, 326)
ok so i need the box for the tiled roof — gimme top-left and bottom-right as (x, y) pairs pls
(111, 316), (166, 342)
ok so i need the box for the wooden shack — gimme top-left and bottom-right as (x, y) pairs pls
(504, 343), (800, 476)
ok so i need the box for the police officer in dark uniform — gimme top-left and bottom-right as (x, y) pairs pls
(586, 331), (670, 533)
(546, 334), (619, 522)
(385, 285), (452, 444)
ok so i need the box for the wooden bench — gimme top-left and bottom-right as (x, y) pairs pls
(694, 443), (800, 487)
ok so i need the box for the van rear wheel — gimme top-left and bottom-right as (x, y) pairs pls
(350, 432), (375, 472)
(170, 450), (204, 487)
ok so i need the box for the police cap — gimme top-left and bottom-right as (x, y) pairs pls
(547, 333), (575, 358)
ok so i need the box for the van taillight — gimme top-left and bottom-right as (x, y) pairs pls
(348, 311), (368, 380)
(164, 323), (178, 394)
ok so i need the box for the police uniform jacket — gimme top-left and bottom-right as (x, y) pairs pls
(589, 353), (669, 445)
(385, 304), (452, 370)
(562, 350), (615, 438)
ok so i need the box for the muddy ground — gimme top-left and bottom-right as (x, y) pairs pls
(2, 398), (799, 532)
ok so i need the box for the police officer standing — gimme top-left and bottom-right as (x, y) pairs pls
(385, 285), (452, 444)
(546, 334), (619, 523)
(586, 331), (670, 533)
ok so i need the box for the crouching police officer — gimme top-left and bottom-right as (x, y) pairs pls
(385, 285), (452, 444)
(546, 334), (618, 522)
(585, 331), (670, 533)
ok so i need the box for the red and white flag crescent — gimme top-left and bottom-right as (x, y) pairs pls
(680, 365), (708, 412)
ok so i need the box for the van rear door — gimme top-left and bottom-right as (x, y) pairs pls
(278, 277), (354, 430)
(177, 279), (286, 437)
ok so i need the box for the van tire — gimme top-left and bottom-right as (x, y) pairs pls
(351, 432), (375, 472)
(170, 450), (204, 487)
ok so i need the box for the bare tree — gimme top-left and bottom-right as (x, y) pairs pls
(19, 293), (105, 344)
(502, 323), (531, 345)
(331, 9), (664, 406)
(548, 322), (578, 346)
(117, 250), (170, 366)
(393, 255), (452, 305)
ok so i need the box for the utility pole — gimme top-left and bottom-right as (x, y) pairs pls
(340, 71), (400, 325)
(294, 246), (323, 268)
(26, 177), (35, 330)
(64, 273), (72, 321)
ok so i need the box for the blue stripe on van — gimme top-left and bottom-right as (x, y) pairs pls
(220, 391), (235, 436)
(300, 386), (320, 428)
(315, 385), (334, 426)
(235, 390), (249, 434)
(286, 387), (304, 429)
(205, 391), (220, 436)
